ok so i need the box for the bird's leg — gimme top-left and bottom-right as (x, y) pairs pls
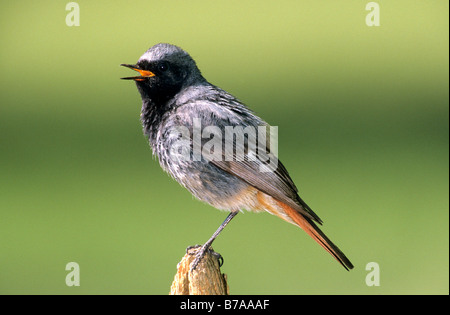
(189, 211), (239, 271)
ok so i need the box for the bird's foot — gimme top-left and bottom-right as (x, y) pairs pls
(186, 244), (202, 254)
(187, 245), (223, 272)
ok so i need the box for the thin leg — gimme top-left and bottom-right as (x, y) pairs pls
(190, 211), (239, 271)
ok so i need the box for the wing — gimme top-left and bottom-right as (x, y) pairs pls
(173, 94), (323, 224)
(211, 153), (323, 224)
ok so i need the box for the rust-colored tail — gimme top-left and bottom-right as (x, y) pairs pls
(278, 201), (354, 270)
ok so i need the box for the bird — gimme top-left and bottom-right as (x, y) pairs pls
(121, 43), (353, 271)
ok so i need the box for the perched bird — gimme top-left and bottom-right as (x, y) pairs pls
(121, 43), (353, 271)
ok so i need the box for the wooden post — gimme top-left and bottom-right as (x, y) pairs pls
(169, 247), (229, 295)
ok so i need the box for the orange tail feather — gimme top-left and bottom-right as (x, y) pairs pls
(277, 200), (354, 270)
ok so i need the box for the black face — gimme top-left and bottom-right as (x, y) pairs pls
(121, 60), (187, 102)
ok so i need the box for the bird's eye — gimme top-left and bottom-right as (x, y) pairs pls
(159, 63), (168, 72)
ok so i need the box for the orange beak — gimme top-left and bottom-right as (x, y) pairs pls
(120, 64), (155, 81)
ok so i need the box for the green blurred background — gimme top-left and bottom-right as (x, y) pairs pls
(0, 0), (448, 295)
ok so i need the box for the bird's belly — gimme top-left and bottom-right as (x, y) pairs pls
(159, 157), (257, 211)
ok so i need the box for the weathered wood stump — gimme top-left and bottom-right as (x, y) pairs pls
(170, 247), (229, 295)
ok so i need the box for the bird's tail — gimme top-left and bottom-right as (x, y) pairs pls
(276, 200), (354, 271)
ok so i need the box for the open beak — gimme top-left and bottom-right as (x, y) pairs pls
(120, 64), (155, 81)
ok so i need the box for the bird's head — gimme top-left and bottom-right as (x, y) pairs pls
(121, 43), (205, 102)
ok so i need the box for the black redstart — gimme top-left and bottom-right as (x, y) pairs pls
(121, 43), (353, 271)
